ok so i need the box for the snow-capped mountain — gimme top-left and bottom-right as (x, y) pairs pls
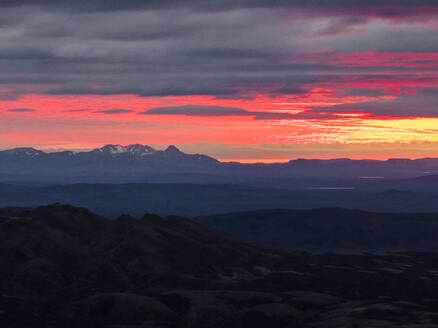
(0, 144), (220, 177)
(0, 144), (200, 159)
(0, 147), (45, 157)
(96, 144), (156, 156)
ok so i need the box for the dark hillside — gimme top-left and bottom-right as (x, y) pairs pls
(1, 205), (438, 327)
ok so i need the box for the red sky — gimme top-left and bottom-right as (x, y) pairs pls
(1, 3), (438, 161)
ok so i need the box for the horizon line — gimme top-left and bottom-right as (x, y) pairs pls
(1, 144), (438, 164)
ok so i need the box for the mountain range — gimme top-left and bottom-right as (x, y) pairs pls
(2, 145), (438, 184)
(0, 144), (219, 174)
(2, 144), (438, 216)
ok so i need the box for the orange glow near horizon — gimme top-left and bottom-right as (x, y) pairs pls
(2, 74), (438, 161)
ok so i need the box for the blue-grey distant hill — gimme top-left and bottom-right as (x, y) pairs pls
(2, 145), (438, 185)
(2, 145), (438, 216)
(1, 180), (438, 218)
(197, 208), (438, 253)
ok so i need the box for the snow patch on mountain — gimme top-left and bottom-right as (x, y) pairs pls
(98, 144), (157, 156)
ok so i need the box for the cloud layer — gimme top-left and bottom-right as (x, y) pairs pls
(95, 109), (134, 114)
(142, 105), (294, 120)
(1, 1), (438, 158)
(0, 2), (437, 102)
(7, 108), (35, 112)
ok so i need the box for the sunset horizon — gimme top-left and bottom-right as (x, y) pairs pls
(3, 2), (438, 327)
(2, 141), (438, 163)
(2, 1), (438, 161)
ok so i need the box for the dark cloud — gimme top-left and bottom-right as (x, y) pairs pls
(252, 112), (295, 120)
(316, 88), (438, 118)
(271, 85), (307, 95)
(312, 16), (367, 37)
(64, 109), (89, 112)
(139, 87), (238, 97)
(141, 105), (293, 120)
(2, 1), (438, 12)
(0, 90), (20, 101)
(291, 111), (338, 120)
(340, 88), (387, 98)
(95, 109), (134, 114)
(48, 86), (238, 97)
(0, 0), (436, 115)
(143, 105), (248, 116)
(7, 108), (35, 112)
(49, 87), (143, 96)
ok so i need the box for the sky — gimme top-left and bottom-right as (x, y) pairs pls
(1, 1), (438, 161)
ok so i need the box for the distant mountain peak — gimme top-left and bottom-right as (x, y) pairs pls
(1, 147), (45, 157)
(164, 145), (181, 153)
(99, 144), (125, 154)
(97, 144), (156, 155)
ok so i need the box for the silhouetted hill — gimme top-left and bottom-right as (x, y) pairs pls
(390, 174), (438, 190)
(2, 204), (438, 327)
(197, 208), (438, 252)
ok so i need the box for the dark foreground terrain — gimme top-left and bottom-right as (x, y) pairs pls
(1, 204), (438, 327)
